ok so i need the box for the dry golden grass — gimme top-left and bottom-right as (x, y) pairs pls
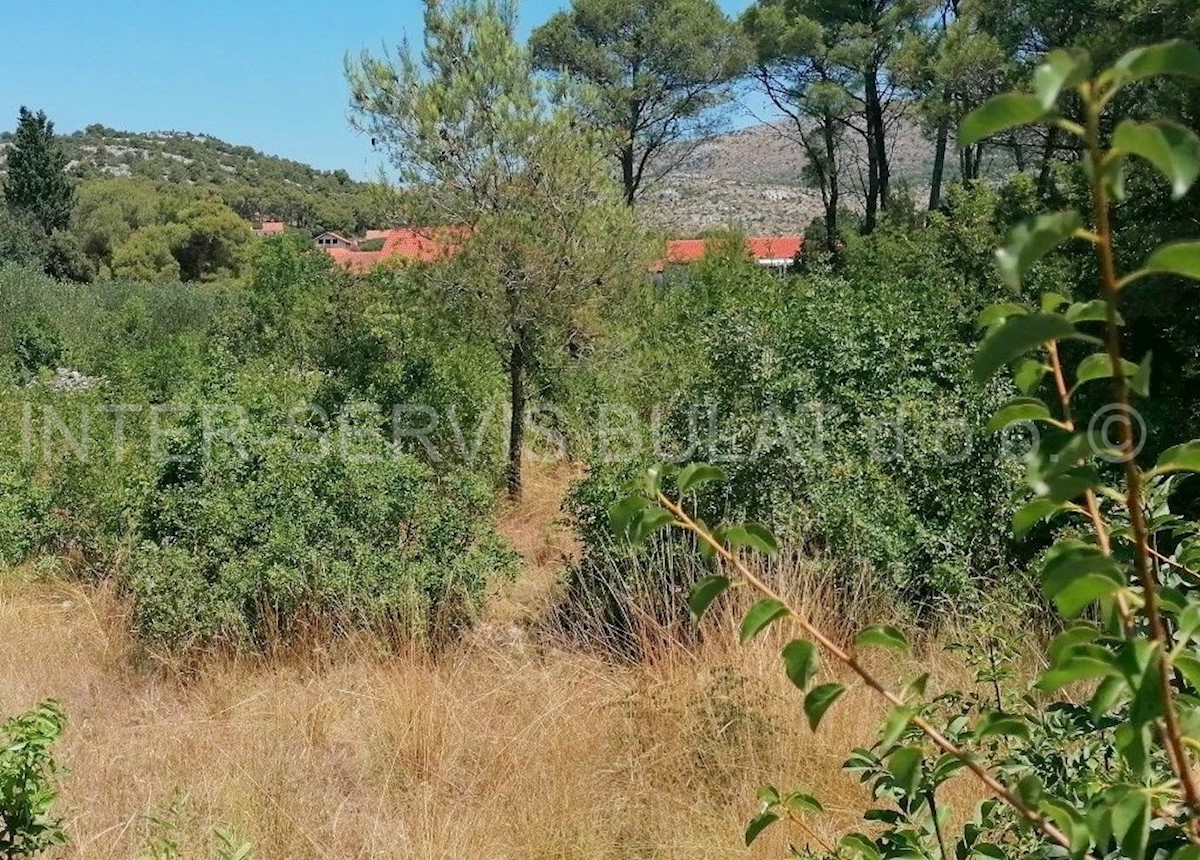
(0, 461), (1016, 859)
(0, 567), (1001, 860)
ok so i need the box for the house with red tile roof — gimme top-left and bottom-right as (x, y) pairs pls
(322, 227), (466, 272)
(323, 229), (804, 276)
(314, 230), (356, 250)
(255, 220), (287, 237)
(661, 235), (803, 271)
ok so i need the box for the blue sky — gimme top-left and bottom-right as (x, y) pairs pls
(3, 0), (755, 179)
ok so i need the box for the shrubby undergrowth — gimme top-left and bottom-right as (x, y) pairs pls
(0, 240), (518, 648)
(566, 186), (1068, 631)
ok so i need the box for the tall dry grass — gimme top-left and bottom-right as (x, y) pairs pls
(0, 558), (1006, 860)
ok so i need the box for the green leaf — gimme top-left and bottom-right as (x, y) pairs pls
(1040, 541), (1126, 617)
(1040, 798), (1090, 857)
(880, 705), (916, 748)
(1037, 466), (1102, 503)
(782, 790), (824, 814)
(1039, 644), (1120, 691)
(1064, 298), (1118, 325)
(1106, 40), (1200, 86)
(1112, 119), (1200, 199)
(688, 575), (730, 620)
(1110, 787), (1151, 860)
(756, 785), (781, 805)
(974, 313), (1081, 384)
(804, 683), (845, 730)
(724, 522), (780, 557)
(631, 507), (674, 543)
(887, 746), (924, 797)
(975, 711), (1030, 740)
(1017, 774), (1044, 806)
(977, 302), (1028, 330)
(996, 211), (1083, 289)
(1041, 292), (1069, 313)
(740, 598), (789, 643)
(1013, 498), (1069, 538)
(782, 639), (819, 691)
(1073, 353), (1139, 388)
(1131, 352), (1152, 398)
(1034, 49), (1091, 110)
(676, 462), (725, 494)
(1151, 440), (1200, 476)
(838, 833), (882, 859)
(1122, 241), (1200, 287)
(609, 496), (648, 537)
(959, 93), (1048, 148)
(1015, 359), (1049, 396)
(743, 522), (780, 556)
(987, 397), (1054, 432)
(744, 810), (779, 846)
(854, 625), (909, 655)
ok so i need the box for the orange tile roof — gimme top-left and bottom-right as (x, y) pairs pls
(663, 235), (803, 266)
(326, 247), (383, 274)
(324, 227), (466, 273)
(747, 236), (803, 261)
(257, 220), (287, 235)
(380, 227), (464, 263)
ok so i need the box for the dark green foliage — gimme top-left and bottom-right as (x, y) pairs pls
(531, 0), (750, 203)
(41, 232), (94, 283)
(124, 371), (516, 647)
(10, 315), (64, 382)
(0, 700), (67, 859)
(2, 108), (72, 235)
(0, 211), (42, 268)
(569, 189), (1035, 613)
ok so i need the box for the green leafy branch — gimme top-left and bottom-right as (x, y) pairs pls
(614, 468), (1085, 856)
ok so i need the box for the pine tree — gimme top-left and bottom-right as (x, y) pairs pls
(3, 107), (74, 234)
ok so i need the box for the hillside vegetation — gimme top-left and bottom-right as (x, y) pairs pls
(2, 0), (1200, 858)
(0, 125), (394, 236)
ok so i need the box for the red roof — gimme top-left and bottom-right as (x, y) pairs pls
(663, 235), (803, 267)
(256, 220), (287, 235)
(326, 247), (383, 274)
(380, 227), (464, 263)
(324, 227), (466, 273)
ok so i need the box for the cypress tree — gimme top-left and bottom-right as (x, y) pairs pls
(3, 107), (74, 234)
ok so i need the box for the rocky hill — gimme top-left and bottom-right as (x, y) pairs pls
(0, 121), (942, 236)
(640, 118), (940, 236)
(0, 124), (363, 195)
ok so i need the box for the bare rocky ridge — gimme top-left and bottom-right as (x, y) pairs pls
(640, 119), (939, 236)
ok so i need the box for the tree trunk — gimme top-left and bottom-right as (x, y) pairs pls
(928, 112), (950, 211)
(863, 134), (880, 234)
(1037, 125), (1059, 197)
(822, 116), (840, 253)
(506, 334), (526, 499)
(865, 70), (890, 215)
(620, 143), (637, 207)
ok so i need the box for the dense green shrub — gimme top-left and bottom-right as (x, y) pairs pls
(568, 190), (1062, 615)
(126, 370), (515, 646)
(0, 259), (517, 648)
